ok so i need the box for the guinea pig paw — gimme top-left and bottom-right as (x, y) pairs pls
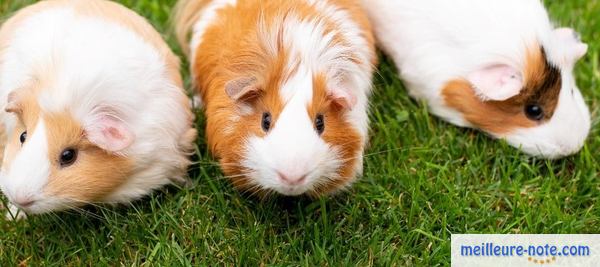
(5, 204), (27, 221)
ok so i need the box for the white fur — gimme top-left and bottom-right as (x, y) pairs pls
(362, 0), (590, 158)
(243, 65), (340, 195)
(189, 0), (374, 195)
(0, 3), (193, 213)
(0, 120), (51, 214)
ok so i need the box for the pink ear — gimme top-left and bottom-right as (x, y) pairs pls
(328, 87), (357, 110)
(467, 64), (523, 101)
(85, 115), (134, 152)
(554, 28), (588, 63)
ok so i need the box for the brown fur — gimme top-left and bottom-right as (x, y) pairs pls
(43, 112), (132, 202)
(178, 0), (374, 196)
(442, 46), (562, 135)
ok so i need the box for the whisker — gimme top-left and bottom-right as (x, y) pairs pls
(218, 171), (255, 180)
(364, 147), (410, 157)
(60, 202), (107, 221)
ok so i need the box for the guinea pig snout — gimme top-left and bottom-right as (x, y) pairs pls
(13, 195), (36, 209)
(5, 190), (38, 210)
(276, 171), (307, 186)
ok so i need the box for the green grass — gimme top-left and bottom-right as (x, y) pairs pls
(0, 0), (599, 265)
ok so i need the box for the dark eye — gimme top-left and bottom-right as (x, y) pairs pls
(19, 131), (27, 144)
(60, 148), (78, 167)
(261, 112), (272, 132)
(315, 114), (325, 135)
(525, 104), (544, 121)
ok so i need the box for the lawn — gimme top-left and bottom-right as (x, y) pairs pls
(0, 0), (599, 265)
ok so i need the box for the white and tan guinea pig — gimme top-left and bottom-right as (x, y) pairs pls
(175, 0), (376, 196)
(0, 0), (196, 218)
(362, 0), (591, 159)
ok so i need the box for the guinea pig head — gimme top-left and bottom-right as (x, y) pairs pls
(211, 64), (363, 197)
(0, 88), (134, 215)
(442, 28), (590, 158)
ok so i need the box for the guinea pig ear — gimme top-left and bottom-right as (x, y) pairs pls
(327, 74), (358, 110)
(328, 87), (357, 110)
(225, 77), (260, 102)
(467, 64), (523, 101)
(5, 91), (22, 113)
(554, 28), (588, 64)
(84, 114), (135, 153)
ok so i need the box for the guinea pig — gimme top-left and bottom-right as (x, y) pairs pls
(175, 0), (376, 196)
(0, 0), (196, 218)
(361, 0), (591, 159)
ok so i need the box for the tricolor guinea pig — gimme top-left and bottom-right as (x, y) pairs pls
(0, 0), (196, 218)
(175, 0), (376, 196)
(362, 0), (591, 158)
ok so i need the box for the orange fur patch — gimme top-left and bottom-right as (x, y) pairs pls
(442, 46), (562, 135)
(205, 46), (289, 193)
(43, 112), (132, 203)
(308, 74), (362, 196)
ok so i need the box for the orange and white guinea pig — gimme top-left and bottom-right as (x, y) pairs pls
(0, 0), (196, 218)
(362, 0), (591, 159)
(175, 0), (376, 196)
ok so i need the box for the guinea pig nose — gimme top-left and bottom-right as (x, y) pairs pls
(14, 196), (35, 209)
(277, 171), (307, 186)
